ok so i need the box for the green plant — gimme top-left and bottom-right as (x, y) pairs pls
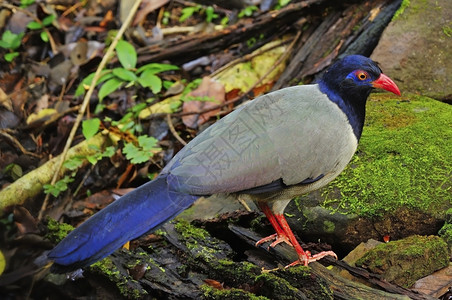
(204, 6), (218, 23)
(27, 14), (55, 42)
(43, 175), (74, 197)
(20, 0), (35, 8)
(179, 5), (201, 22)
(162, 11), (171, 25)
(0, 30), (24, 61)
(109, 102), (148, 134)
(123, 135), (160, 164)
(3, 163), (23, 181)
(75, 40), (178, 103)
(238, 6), (258, 18)
(275, 0), (291, 9)
(179, 5), (218, 23)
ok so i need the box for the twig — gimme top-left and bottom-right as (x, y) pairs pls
(37, 0), (144, 220)
(0, 130), (41, 158)
(166, 114), (187, 146)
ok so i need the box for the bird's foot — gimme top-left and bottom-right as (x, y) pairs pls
(256, 233), (293, 248)
(285, 250), (338, 268)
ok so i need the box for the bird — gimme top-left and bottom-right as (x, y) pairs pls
(48, 55), (401, 273)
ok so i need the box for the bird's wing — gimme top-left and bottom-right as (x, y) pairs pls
(163, 84), (357, 195)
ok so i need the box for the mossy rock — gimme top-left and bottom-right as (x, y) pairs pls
(438, 208), (452, 252)
(355, 235), (449, 287)
(286, 94), (451, 253)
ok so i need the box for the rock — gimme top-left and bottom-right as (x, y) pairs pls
(371, 0), (452, 101)
(356, 235), (449, 288)
(412, 263), (452, 298)
(342, 239), (382, 267)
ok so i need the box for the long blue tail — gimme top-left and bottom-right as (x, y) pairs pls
(48, 175), (198, 273)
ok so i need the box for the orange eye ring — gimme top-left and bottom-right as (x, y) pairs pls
(357, 71), (368, 81)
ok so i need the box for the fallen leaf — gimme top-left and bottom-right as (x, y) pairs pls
(26, 108), (57, 125)
(413, 264), (452, 298)
(182, 77), (225, 129)
(204, 279), (224, 290)
(0, 250), (5, 276)
(138, 95), (183, 119)
(133, 0), (170, 25)
(13, 206), (38, 235)
(0, 87), (12, 110)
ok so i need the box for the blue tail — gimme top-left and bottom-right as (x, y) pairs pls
(48, 175), (198, 273)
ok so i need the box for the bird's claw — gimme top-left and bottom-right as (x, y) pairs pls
(256, 233), (293, 248)
(285, 250), (338, 268)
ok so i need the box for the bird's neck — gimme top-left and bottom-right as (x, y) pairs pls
(317, 82), (368, 140)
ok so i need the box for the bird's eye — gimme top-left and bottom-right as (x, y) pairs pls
(356, 71), (368, 81)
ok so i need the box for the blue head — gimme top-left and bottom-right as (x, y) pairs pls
(317, 55), (400, 139)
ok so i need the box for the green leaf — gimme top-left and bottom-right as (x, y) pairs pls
(138, 71), (162, 94)
(279, 0), (291, 7)
(137, 63), (179, 74)
(116, 40), (137, 69)
(99, 78), (124, 101)
(4, 52), (19, 62)
(20, 0), (35, 8)
(40, 31), (49, 42)
(0, 250), (5, 276)
(238, 6), (258, 18)
(123, 143), (146, 164)
(103, 146), (116, 158)
(0, 30), (24, 50)
(27, 21), (42, 30)
(42, 14), (56, 26)
(98, 71), (114, 83)
(179, 6), (201, 22)
(82, 118), (101, 140)
(205, 6), (218, 23)
(123, 136), (160, 164)
(112, 68), (137, 82)
(63, 156), (84, 170)
(138, 135), (159, 151)
(3, 163), (22, 180)
(76, 71), (114, 97)
(43, 176), (74, 197)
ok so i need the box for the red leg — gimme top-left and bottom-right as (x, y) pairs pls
(274, 214), (337, 267)
(256, 203), (293, 248)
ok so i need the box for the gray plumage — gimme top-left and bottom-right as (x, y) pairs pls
(164, 85), (357, 214)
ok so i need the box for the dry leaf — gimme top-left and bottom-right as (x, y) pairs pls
(182, 77), (225, 129)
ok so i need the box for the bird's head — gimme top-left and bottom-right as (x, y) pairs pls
(318, 55), (401, 139)
(319, 55), (401, 100)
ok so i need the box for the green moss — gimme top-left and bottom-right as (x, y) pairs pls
(276, 266), (333, 300)
(174, 219), (209, 241)
(255, 273), (300, 299)
(90, 257), (147, 299)
(174, 218), (211, 251)
(439, 224), (452, 248)
(322, 94), (452, 217)
(439, 209), (452, 250)
(392, 0), (410, 20)
(322, 220), (335, 233)
(356, 235), (449, 287)
(443, 24), (452, 37)
(201, 285), (269, 300)
(45, 218), (74, 243)
(210, 259), (260, 285)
